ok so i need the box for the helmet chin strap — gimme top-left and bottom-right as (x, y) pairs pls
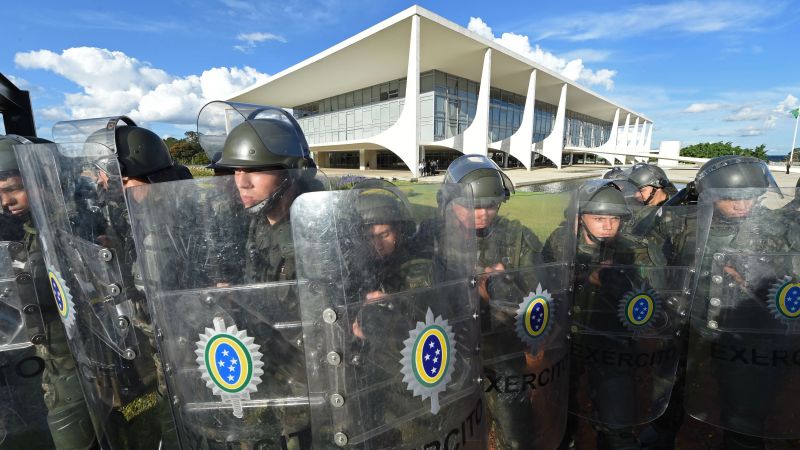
(579, 218), (618, 245)
(245, 176), (291, 216)
(643, 186), (659, 205)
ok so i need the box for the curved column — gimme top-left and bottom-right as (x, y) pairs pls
(590, 108), (620, 165)
(373, 14), (420, 176)
(435, 48), (492, 155)
(507, 69), (536, 170)
(645, 123), (654, 153)
(542, 83), (567, 169)
(617, 113), (631, 161)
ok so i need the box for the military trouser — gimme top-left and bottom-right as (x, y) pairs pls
(37, 317), (96, 450)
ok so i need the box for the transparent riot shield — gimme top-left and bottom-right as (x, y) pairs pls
(568, 202), (697, 428)
(127, 170), (329, 449)
(477, 190), (574, 450)
(16, 133), (173, 449)
(293, 182), (487, 449)
(0, 241), (53, 449)
(686, 187), (800, 439)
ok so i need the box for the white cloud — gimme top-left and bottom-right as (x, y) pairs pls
(725, 106), (766, 121)
(684, 103), (725, 113)
(15, 47), (269, 126)
(775, 94), (799, 114)
(234, 32), (287, 52)
(467, 17), (616, 90)
(536, 1), (780, 41)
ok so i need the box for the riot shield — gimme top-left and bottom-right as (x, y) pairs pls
(0, 241), (53, 449)
(568, 202), (697, 428)
(293, 182), (487, 449)
(686, 187), (800, 439)
(477, 190), (574, 450)
(16, 126), (174, 449)
(127, 170), (330, 449)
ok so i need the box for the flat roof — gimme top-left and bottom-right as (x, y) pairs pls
(230, 5), (650, 124)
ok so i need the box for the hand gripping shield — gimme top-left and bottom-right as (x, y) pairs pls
(568, 201), (697, 428)
(127, 170), (329, 449)
(478, 190), (575, 450)
(0, 242), (53, 448)
(686, 186), (800, 439)
(292, 182), (487, 449)
(15, 119), (174, 449)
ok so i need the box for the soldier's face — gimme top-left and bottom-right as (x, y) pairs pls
(234, 169), (283, 208)
(367, 223), (398, 259)
(0, 175), (29, 216)
(451, 203), (498, 231)
(714, 198), (755, 218)
(581, 214), (621, 241)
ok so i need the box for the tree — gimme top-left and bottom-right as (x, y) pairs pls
(162, 131), (210, 165)
(680, 141), (768, 161)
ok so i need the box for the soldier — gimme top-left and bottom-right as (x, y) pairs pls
(127, 102), (323, 449)
(555, 180), (687, 450)
(291, 172), (487, 449)
(627, 163), (677, 208)
(434, 155), (573, 450)
(684, 156), (795, 449)
(15, 118), (180, 449)
(0, 135), (96, 449)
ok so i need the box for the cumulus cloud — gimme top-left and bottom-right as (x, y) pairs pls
(684, 103), (724, 113)
(724, 106), (766, 121)
(536, 1), (780, 41)
(14, 47), (269, 125)
(234, 32), (287, 52)
(775, 94), (799, 114)
(468, 17), (616, 90)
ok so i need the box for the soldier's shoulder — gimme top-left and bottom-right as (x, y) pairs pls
(496, 216), (542, 248)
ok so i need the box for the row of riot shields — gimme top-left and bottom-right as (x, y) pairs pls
(12, 115), (800, 450)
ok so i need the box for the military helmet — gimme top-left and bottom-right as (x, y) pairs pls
(84, 120), (175, 179)
(628, 163), (670, 189)
(694, 155), (775, 196)
(443, 154), (514, 207)
(578, 181), (632, 218)
(214, 118), (315, 172)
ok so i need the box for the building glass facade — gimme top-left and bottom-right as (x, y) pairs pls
(292, 70), (612, 149)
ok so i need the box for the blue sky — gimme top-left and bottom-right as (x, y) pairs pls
(2, 0), (799, 154)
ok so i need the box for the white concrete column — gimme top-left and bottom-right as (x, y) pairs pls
(636, 121), (648, 154)
(594, 108), (620, 166)
(618, 113), (631, 154)
(373, 14), (420, 176)
(543, 83), (567, 169)
(628, 117), (640, 154)
(359, 149), (366, 170)
(509, 69), (537, 170)
(645, 123), (654, 152)
(463, 48), (492, 156)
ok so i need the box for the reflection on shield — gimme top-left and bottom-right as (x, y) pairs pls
(0, 242), (53, 448)
(293, 183), (487, 449)
(686, 187), (800, 439)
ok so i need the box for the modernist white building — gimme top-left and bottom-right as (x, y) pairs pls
(230, 5), (653, 176)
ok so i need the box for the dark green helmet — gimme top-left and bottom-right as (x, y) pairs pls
(114, 126), (174, 178)
(354, 186), (415, 238)
(694, 155), (776, 196)
(627, 163), (670, 189)
(602, 166), (628, 180)
(443, 154), (513, 207)
(578, 181), (632, 218)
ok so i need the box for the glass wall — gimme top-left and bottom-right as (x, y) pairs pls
(292, 70), (613, 150)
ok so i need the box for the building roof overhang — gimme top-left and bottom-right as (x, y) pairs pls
(229, 5), (650, 124)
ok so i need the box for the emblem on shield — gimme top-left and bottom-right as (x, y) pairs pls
(195, 317), (264, 418)
(47, 268), (75, 330)
(514, 283), (553, 348)
(400, 308), (455, 414)
(617, 285), (661, 333)
(768, 277), (800, 327)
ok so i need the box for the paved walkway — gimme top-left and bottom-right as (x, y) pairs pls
(319, 163), (800, 188)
